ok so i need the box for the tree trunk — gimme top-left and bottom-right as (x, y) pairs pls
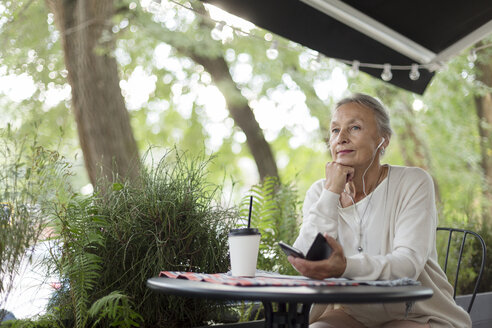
(46, 0), (140, 186)
(474, 47), (492, 218)
(397, 103), (432, 170)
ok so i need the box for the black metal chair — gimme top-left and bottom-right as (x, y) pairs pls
(436, 227), (487, 313)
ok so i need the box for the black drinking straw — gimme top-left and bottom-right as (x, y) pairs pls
(247, 195), (253, 228)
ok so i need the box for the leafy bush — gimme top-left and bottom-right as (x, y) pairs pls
(436, 222), (491, 295)
(0, 128), (72, 322)
(460, 222), (491, 294)
(88, 291), (143, 328)
(47, 149), (238, 327)
(45, 194), (131, 328)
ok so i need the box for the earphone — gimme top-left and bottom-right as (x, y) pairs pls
(377, 137), (385, 149)
(360, 137), (386, 196)
(377, 137), (385, 154)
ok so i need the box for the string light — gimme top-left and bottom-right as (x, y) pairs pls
(221, 24), (234, 43)
(266, 40), (279, 60)
(409, 63), (420, 81)
(211, 21), (225, 41)
(309, 53), (322, 71)
(148, 0), (162, 13)
(150, 0), (492, 83)
(349, 60), (359, 77)
(467, 49), (477, 62)
(381, 63), (392, 81)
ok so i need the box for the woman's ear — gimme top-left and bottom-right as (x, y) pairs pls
(378, 136), (389, 155)
(382, 136), (390, 149)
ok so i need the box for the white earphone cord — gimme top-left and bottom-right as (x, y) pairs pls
(361, 138), (385, 196)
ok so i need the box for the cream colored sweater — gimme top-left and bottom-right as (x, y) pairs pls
(293, 165), (471, 328)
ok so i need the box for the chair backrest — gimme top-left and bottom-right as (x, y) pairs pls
(436, 227), (487, 313)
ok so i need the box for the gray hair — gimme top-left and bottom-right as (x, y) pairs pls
(335, 93), (393, 139)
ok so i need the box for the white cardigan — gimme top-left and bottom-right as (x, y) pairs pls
(294, 165), (471, 328)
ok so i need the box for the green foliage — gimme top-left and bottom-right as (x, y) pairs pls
(48, 195), (107, 328)
(47, 148), (238, 327)
(240, 177), (301, 275)
(0, 128), (72, 322)
(0, 1), (77, 159)
(452, 222), (492, 294)
(88, 291), (143, 328)
(233, 177), (302, 323)
(1, 312), (63, 328)
(473, 223), (492, 293)
(436, 228), (479, 296)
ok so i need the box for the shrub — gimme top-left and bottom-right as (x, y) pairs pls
(0, 129), (72, 322)
(461, 222), (491, 293)
(436, 222), (491, 295)
(47, 149), (238, 327)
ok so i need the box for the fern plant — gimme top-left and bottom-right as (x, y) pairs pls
(239, 177), (301, 275)
(43, 191), (144, 328)
(88, 291), (143, 328)
(51, 195), (105, 328)
(45, 148), (237, 328)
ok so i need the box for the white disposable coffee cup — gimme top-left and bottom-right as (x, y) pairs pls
(228, 228), (261, 277)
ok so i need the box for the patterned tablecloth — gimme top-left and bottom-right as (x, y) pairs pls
(159, 271), (420, 287)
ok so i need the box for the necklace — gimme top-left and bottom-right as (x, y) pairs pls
(344, 166), (386, 253)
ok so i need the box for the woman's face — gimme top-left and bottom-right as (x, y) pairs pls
(329, 102), (384, 169)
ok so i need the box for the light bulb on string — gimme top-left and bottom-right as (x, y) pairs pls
(234, 28), (248, 37)
(148, 0), (162, 13)
(467, 49), (477, 62)
(211, 21), (225, 41)
(381, 63), (392, 81)
(222, 24), (234, 43)
(309, 53), (322, 71)
(349, 60), (360, 77)
(266, 40), (279, 60)
(409, 64), (420, 81)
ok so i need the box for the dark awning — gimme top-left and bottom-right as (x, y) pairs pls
(201, 0), (492, 94)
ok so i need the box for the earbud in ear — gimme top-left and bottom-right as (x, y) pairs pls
(377, 137), (385, 149)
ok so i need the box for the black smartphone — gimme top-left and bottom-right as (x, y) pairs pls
(279, 233), (333, 261)
(305, 233), (333, 261)
(278, 241), (305, 258)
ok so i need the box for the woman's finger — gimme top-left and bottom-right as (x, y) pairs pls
(325, 162), (354, 193)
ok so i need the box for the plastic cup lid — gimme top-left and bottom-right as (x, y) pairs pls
(229, 228), (260, 236)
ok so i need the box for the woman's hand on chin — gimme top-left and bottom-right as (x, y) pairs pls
(324, 162), (355, 194)
(288, 234), (347, 280)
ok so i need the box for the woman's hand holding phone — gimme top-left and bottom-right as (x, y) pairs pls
(287, 234), (347, 280)
(279, 233), (333, 261)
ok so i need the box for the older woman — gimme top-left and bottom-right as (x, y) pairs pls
(289, 94), (471, 328)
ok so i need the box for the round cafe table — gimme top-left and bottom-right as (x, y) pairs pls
(147, 277), (433, 328)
